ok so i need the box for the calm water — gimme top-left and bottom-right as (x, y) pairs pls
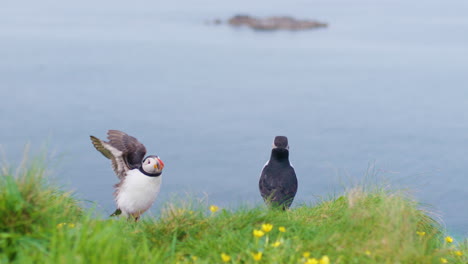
(1, 0), (467, 236)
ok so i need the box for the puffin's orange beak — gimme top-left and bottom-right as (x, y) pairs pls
(156, 158), (164, 170)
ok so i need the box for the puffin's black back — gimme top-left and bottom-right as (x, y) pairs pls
(259, 136), (298, 210)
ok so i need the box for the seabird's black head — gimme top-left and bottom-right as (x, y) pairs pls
(273, 136), (289, 150)
(271, 136), (289, 160)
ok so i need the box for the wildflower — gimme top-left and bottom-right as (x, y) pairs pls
(454, 250), (463, 256)
(278, 226), (286, 232)
(252, 252), (263, 261)
(191, 256), (198, 261)
(209, 205), (219, 213)
(365, 250), (371, 256)
(271, 241), (282, 248)
(305, 258), (318, 264)
(319, 255), (330, 264)
(253, 229), (265, 238)
(220, 253), (231, 262)
(440, 257), (448, 263)
(177, 209), (186, 215)
(262, 223), (273, 233)
(416, 231), (426, 237)
(302, 252), (311, 258)
(56, 222), (76, 229)
(445, 236), (453, 243)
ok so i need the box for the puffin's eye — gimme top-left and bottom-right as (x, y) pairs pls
(147, 160), (151, 164)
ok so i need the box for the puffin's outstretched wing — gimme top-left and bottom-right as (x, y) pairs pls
(90, 135), (128, 179)
(106, 130), (147, 169)
(90, 130), (147, 179)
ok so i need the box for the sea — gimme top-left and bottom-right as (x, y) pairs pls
(0, 0), (467, 237)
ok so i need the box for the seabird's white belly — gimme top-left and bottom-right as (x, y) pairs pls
(115, 169), (161, 216)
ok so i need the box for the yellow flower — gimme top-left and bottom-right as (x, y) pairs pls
(278, 226), (286, 232)
(56, 223), (66, 229)
(440, 257), (448, 263)
(262, 223), (273, 233)
(253, 229), (265, 238)
(191, 256), (198, 261)
(252, 252), (263, 261)
(319, 255), (330, 264)
(445, 236), (453, 243)
(454, 250), (463, 256)
(220, 253), (230, 262)
(209, 205), (219, 213)
(365, 250), (371, 256)
(302, 252), (311, 258)
(68, 223), (75, 228)
(271, 241), (282, 248)
(416, 231), (426, 236)
(305, 258), (318, 264)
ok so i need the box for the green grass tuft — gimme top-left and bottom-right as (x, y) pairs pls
(0, 158), (466, 263)
(0, 155), (83, 262)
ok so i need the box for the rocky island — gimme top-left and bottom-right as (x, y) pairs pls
(220, 15), (328, 31)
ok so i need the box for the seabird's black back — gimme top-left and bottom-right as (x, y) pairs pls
(259, 136), (298, 210)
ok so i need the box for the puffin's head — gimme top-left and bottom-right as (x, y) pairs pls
(272, 136), (289, 150)
(141, 155), (165, 176)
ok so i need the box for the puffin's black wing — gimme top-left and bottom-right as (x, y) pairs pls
(107, 130), (147, 169)
(90, 130), (147, 179)
(90, 135), (129, 179)
(259, 166), (298, 209)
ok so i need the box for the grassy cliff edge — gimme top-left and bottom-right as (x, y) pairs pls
(0, 161), (466, 264)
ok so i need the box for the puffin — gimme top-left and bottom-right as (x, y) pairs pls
(90, 130), (164, 221)
(259, 136), (298, 210)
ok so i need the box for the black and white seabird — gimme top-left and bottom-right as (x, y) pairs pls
(90, 130), (165, 221)
(259, 136), (298, 210)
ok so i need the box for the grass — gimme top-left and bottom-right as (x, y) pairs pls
(0, 158), (466, 264)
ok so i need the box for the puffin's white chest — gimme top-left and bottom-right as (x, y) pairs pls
(115, 169), (162, 216)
